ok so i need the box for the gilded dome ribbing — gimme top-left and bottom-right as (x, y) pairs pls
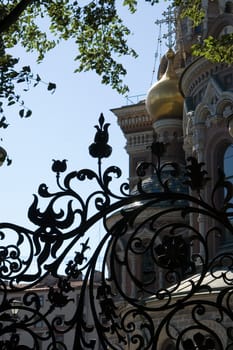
(146, 49), (183, 122)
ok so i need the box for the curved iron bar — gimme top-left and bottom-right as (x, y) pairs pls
(0, 114), (232, 349)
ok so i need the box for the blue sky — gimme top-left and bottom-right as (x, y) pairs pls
(0, 2), (168, 271)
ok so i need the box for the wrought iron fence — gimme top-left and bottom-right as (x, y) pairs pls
(0, 114), (233, 349)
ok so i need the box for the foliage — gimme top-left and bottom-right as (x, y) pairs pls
(192, 34), (233, 64)
(173, 0), (205, 26)
(0, 53), (56, 120)
(0, 0), (139, 137)
(1, 0), (137, 94)
(0, 1), (135, 163)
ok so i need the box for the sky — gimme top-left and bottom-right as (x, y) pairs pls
(0, 2), (169, 271)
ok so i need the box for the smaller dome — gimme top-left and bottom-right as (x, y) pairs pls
(146, 49), (183, 123)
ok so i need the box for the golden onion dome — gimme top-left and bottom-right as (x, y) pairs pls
(146, 49), (183, 123)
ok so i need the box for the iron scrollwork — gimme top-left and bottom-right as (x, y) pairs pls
(0, 114), (232, 349)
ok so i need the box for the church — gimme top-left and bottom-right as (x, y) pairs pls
(110, 1), (233, 348)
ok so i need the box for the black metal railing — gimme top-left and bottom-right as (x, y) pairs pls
(0, 114), (232, 349)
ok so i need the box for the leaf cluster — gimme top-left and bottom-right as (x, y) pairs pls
(174, 0), (205, 26)
(0, 0), (139, 162)
(1, 1), (138, 95)
(75, 1), (137, 94)
(0, 51), (56, 123)
(192, 34), (233, 65)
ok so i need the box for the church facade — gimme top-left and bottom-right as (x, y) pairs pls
(111, 1), (233, 348)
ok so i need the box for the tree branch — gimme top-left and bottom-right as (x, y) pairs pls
(0, 0), (34, 34)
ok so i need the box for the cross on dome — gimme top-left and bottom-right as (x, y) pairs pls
(155, 5), (176, 49)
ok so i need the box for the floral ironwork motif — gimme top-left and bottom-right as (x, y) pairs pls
(183, 332), (216, 350)
(0, 114), (232, 349)
(155, 235), (191, 272)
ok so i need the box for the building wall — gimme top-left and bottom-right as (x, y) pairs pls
(5, 276), (102, 349)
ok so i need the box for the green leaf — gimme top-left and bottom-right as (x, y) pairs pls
(47, 82), (56, 92)
(7, 100), (15, 106)
(25, 110), (32, 118)
(19, 109), (24, 118)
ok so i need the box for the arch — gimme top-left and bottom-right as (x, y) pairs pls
(219, 144), (233, 249)
(208, 13), (233, 37)
(194, 103), (211, 123)
(216, 94), (233, 117)
(204, 127), (232, 248)
(224, 144), (233, 179)
(204, 127), (232, 172)
(219, 24), (233, 35)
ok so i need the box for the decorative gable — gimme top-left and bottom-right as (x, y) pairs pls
(202, 77), (222, 115)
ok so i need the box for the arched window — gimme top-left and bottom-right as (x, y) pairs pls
(219, 144), (233, 250)
(224, 145), (233, 182)
(219, 24), (233, 36)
